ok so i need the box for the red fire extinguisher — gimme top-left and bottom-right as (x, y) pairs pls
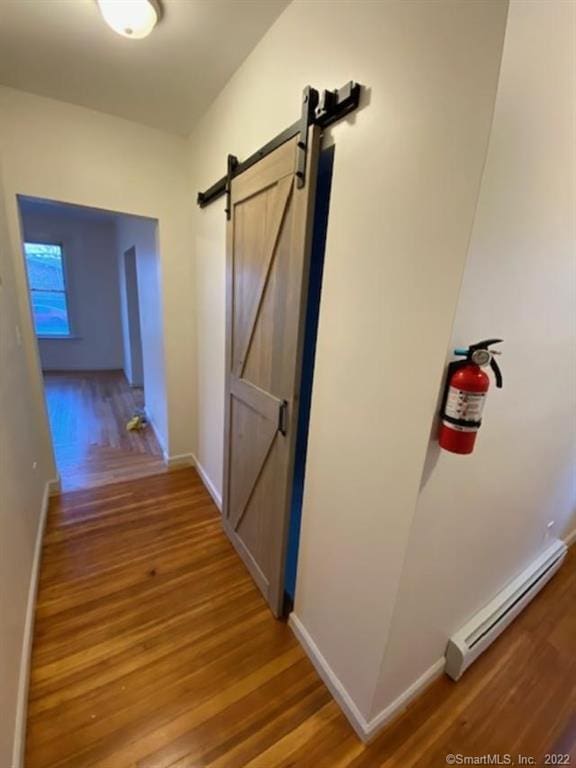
(439, 339), (503, 455)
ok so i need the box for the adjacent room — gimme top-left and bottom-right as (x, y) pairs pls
(0, 1), (574, 766)
(18, 197), (167, 490)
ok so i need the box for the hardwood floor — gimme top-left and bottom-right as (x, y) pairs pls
(43, 371), (166, 491)
(27, 468), (576, 767)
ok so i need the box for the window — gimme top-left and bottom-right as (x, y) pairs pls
(24, 243), (71, 337)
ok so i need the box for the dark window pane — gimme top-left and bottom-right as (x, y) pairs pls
(25, 243), (65, 291)
(31, 290), (70, 336)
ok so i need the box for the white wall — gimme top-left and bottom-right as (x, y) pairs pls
(19, 203), (124, 371)
(0, 86), (194, 458)
(116, 216), (168, 455)
(187, 0), (508, 724)
(372, 0), (576, 717)
(0, 162), (55, 767)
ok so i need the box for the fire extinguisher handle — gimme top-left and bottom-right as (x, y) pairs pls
(490, 357), (503, 388)
(470, 338), (503, 352)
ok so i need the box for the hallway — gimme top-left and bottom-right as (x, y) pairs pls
(26, 469), (576, 767)
(44, 371), (165, 491)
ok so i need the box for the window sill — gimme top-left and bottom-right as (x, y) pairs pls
(37, 335), (83, 341)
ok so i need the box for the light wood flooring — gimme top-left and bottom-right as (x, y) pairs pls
(43, 371), (166, 492)
(27, 468), (576, 767)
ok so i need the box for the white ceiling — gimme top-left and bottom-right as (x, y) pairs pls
(0, 0), (289, 135)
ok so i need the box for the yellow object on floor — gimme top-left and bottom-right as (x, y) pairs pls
(126, 415), (147, 431)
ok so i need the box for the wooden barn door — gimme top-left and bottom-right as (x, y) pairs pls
(223, 129), (320, 616)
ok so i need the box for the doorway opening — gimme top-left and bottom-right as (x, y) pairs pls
(17, 196), (168, 491)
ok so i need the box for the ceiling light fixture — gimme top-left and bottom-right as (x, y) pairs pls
(97, 0), (162, 40)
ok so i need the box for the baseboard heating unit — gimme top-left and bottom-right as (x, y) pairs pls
(445, 539), (567, 680)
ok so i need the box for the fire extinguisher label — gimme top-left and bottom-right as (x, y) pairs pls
(445, 386), (486, 424)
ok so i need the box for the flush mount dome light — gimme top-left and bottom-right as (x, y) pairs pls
(97, 0), (162, 39)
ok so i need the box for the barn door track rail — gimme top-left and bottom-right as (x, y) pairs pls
(197, 81), (362, 217)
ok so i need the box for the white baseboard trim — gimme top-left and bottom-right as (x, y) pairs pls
(364, 657), (446, 740)
(288, 613), (370, 741)
(565, 528), (576, 548)
(164, 452), (195, 470)
(289, 613), (445, 744)
(11, 479), (55, 768)
(146, 413), (168, 459)
(47, 476), (61, 496)
(192, 454), (222, 511)
(160, 450), (222, 513)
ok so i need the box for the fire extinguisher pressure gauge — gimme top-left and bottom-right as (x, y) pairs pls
(471, 348), (492, 367)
